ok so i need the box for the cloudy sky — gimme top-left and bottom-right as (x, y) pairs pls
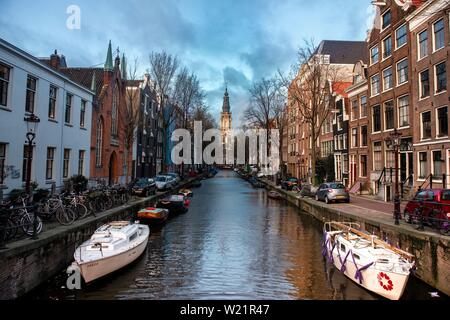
(0, 0), (372, 125)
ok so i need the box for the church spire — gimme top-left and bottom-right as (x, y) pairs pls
(121, 53), (127, 80)
(222, 85), (231, 113)
(104, 40), (113, 71)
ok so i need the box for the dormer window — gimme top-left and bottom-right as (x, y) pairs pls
(382, 10), (391, 30)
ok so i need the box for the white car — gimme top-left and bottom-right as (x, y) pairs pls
(167, 173), (181, 185)
(155, 176), (175, 191)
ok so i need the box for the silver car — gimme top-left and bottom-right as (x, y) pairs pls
(315, 183), (350, 204)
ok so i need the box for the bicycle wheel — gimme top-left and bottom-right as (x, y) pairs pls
(75, 204), (89, 219)
(20, 213), (43, 236)
(56, 207), (76, 226)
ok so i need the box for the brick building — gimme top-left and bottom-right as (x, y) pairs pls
(286, 40), (366, 182)
(44, 41), (132, 185)
(346, 61), (370, 194)
(408, 0), (450, 190)
(367, 0), (419, 201)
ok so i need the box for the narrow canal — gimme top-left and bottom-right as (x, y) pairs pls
(30, 170), (439, 300)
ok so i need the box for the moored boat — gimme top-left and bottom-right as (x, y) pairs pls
(157, 195), (188, 215)
(268, 191), (283, 200)
(179, 188), (193, 198)
(322, 222), (415, 300)
(72, 221), (150, 283)
(137, 207), (169, 225)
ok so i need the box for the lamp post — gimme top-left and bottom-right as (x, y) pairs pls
(386, 128), (402, 226)
(24, 113), (40, 199)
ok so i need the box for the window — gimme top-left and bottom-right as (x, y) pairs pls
(433, 19), (445, 51)
(343, 133), (348, 150)
(419, 152), (428, 179)
(360, 155), (368, 178)
(65, 93), (73, 124)
(383, 67), (393, 91)
(80, 100), (86, 128)
(361, 125), (368, 147)
(371, 74), (380, 96)
(96, 118), (103, 167)
(22, 145), (32, 182)
(351, 128), (358, 148)
(373, 142), (383, 171)
(420, 70), (430, 98)
(437, 106), (448, 137)
(397, 59), (408, 85)
(351, 100), (358, 120)
(26, 76), (37, 113)
(111, 83), (119, 137)
(370, 46), (379, 65)
(373, 105), (381, 132)
(360, 96), (367, 118)
(46, 147), (55, 180)
(421, 111), (432, 140)
(398, 96), (410, 128)
(0, 63), (11, 107)
(383, 36), (392, 59)
(337, 115), (343, 131)
(396, 24), (407, 48)
(78, 150), (85, 176)
(382, 10), (391, 30)
(385, 142), (395, 169)
(418, 30), (428, 59)
(63, 149), (71, 179)
(435, 62), (447, 93)
(384, 101), (394, 130)
(0, 144), (6, 185)
(48, 86), (57, 119)
(432, 151), (442, 177)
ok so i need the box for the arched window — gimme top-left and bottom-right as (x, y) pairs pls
(96, 117), (103, 167)
(111, 83), (119, 137)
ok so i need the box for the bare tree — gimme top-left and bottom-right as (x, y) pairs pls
(242, 77), (286, 174)
(149, 51), (179, 173)
(173, 67), (205, 132)
(280, 39), (343, 185)
(123, 58), (141, 184)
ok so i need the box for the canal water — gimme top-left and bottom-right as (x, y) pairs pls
(29, 170), (441, 300)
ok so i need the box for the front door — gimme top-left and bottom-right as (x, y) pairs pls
(109, 152), (117, 186)
(400, 152), (414, 184)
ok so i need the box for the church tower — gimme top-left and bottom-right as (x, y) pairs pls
(220, 86), (232, 164)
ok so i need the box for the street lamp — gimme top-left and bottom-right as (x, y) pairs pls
(385, 128), (402, 226)
(24, 113), (40, 198)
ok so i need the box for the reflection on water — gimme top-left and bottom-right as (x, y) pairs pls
(28, 171), (443, 300)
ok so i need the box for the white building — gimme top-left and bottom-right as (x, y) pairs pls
(0, 38), (94, 196)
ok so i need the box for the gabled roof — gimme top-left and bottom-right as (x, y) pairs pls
(315, 40), (368, 65)
(59, 68), (105, 96)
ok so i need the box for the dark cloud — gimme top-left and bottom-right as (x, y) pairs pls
(223, 67), (251, 91)
(0, 0), (369, 127)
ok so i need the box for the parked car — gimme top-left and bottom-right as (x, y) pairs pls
(315, 183), (350, 204)
(404, 189), (450, 226)
(167, 173), (181, 185)
(155, 176), (175, 191)
(281, 178), (299, 191)
(132, 178), (156, 197)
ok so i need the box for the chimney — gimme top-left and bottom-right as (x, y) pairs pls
(50, 50), (61, 70)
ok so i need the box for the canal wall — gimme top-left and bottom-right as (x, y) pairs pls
(262, 180), (450, 297)
(0, 177), (203, 300)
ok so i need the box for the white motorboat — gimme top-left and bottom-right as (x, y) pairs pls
(72, 221), (150, 283)
(323, 222), (415, 300)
